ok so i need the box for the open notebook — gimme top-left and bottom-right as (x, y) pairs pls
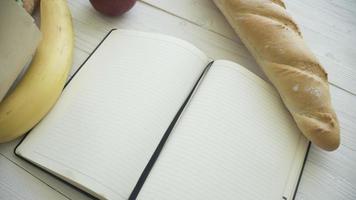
(15, 29), (309, 200)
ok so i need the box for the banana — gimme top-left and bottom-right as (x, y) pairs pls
(0, 0), (74, 143)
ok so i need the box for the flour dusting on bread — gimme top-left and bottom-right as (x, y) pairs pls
(214, 0), (340, 151)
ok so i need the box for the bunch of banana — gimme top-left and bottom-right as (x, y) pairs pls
(0, 0), (74, 142)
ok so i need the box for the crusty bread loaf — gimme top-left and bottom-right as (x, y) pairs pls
(213, 0), (340, 151)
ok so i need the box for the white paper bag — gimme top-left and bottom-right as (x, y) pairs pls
(0, 0), (41, 102)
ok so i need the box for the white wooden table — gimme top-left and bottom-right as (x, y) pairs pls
(1, 0), (356, 199)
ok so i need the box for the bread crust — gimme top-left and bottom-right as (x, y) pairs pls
(214, 0), (340, 151)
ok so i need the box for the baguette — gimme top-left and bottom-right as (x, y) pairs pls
(213, 0), (340, 151)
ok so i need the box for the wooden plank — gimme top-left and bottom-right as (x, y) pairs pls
(0, 1), (355, 200)
(141, 0), (356, 94)
(0, 140), (93, 200)
(295, 84), (356, 200)
(297, 154), (356, 200)
(0, 154), (69, 200)
(1, 81), (355, 200)
(69, 46), (90, 78)
(141, 0), (238, 41)
(68, 0), (266, 80)
(284, 0), (356, 95)
(45, 1), (356, 199)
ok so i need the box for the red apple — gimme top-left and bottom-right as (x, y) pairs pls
(89, 0), (136, 16)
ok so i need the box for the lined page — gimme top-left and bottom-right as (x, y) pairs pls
(137, 60), (308, 200)
(16, 30), (210, 200)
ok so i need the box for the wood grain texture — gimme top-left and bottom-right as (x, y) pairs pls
(0, 139), (93, 200)
(69, 0), (265, 79)
(0, 154), (68, 200)
(0, 0), (355, 199)
(142, 0), (356, 95)
(294, 85), (356, 200)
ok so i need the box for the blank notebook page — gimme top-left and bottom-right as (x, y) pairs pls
(137, 60), (308, 200)
(15, 30), (210, 200)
